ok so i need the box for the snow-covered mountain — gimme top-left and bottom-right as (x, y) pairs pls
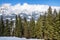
(0, 11), (42, 21)
(0, 6), (43, 21)
(0, 3), (60, 21)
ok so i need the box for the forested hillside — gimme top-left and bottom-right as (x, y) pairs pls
(0, 7), (60, 40)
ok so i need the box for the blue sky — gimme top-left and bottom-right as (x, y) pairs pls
(0, 0), (60, 6)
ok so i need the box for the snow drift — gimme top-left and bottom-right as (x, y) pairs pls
(0, 37), (44, 40)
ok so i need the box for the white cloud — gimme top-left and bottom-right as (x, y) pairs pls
(0, 3), (60, 15)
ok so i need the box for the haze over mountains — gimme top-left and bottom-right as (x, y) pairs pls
(0, 3), (60, 21)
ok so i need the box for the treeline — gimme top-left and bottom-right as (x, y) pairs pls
(0, 7), (60, 40)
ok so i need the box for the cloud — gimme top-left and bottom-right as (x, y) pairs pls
(0, 3), (60, 15)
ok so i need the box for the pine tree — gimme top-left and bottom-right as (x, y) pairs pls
(14, 15), (23, 37)
(47, 6), (54, 40)
(0, 15), (5, 36)
(42, 7), (54, 40)
(22, 17), (29, 38)
(18, 15), (23, 37)
(43, 12), (51, 40)
(58, 10), (60, 40)
(53, 10), (60, 40)
(4, 19), (10, 36)
(35, 15), (43, 39)
(29, 17), (35, 38)
(10, 18), (14, 36)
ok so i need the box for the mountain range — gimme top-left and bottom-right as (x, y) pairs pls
(0, 3), (60, 21)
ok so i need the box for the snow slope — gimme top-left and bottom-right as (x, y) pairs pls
(0, 37), (44, 40)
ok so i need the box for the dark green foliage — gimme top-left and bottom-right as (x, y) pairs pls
(53, 10), (60, 40)
(14, 15), (23, 37)
(10, 18), (14, 36)
(4, 19), (10, 36)
(29, 17), (36, 38)
(35, 15), (43, 39)
(46, 6), (54, 40)
(0, 15), (5, 36)
(22, 17), (29, 38)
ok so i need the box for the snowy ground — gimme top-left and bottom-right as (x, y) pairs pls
(0, 37), (44, 40)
